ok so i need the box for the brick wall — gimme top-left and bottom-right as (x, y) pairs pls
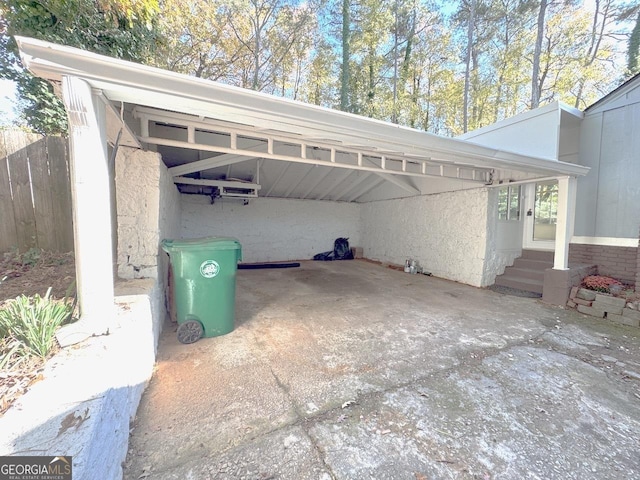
(569, 243), (638, 287)
(637, 228), (640, 291)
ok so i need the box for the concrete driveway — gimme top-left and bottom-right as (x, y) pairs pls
(124, 260), (640, 480)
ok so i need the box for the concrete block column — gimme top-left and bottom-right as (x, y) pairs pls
(542, 268), (572, 305)
(57, 76), (115, 346)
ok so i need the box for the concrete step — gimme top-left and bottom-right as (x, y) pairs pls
(512, 258), (553, 271)
(521, 249), (554, 262)
(501, 267), (546, 282)
(494, 275), (544, 294)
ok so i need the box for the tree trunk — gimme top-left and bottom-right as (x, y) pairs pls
(531, 0), (548, 109)
(629, 11), (640, 75)
(400, 5), (416, 91)
(340, 0), (351, 111)
(463, 0), (476, 133)
(392, 0), (399, 123)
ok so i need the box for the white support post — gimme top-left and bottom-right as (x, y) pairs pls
(139, 115), (149, 138)
(553, 176), (577, 270)
(57, 76), (115, 346)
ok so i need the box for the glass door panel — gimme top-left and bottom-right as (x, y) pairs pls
(533, 182), (558, 242)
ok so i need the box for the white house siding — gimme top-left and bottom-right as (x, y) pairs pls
(180, 196), (362, 263)
(116, 147), (181, 280)
(576, 88), (640, 239)
(361, 188), (494, 287)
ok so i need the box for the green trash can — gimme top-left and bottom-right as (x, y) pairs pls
(161, 237), (242, 344)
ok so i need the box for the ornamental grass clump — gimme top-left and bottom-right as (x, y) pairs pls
(582, 275), (623, 294)
(0, 288), (74, 360)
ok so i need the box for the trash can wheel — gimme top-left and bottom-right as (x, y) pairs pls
(177, 320), (204, 344)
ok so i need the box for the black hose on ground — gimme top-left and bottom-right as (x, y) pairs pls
(238, 262), (301, 270)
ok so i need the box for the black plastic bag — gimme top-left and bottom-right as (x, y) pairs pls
(333, 237), (353, 260)
(313, 237), (354, 261)
(313, 251), (334, 261)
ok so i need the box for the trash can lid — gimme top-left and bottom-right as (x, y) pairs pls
(161, 237), (241, 252)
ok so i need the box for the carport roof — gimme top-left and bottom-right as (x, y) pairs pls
(16, 36), (588, 202)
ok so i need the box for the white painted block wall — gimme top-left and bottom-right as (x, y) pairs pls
(116, 147), (181, 280)
(116, 146), (181, 347)
(181, 196), (362, 262)
(361, 188), (494, 287)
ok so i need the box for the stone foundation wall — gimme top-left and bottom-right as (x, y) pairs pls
(569, 243), (638, 286)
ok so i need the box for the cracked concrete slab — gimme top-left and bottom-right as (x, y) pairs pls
(124, 260), (640, 479)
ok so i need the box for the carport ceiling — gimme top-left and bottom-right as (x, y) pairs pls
(16, 37), (589, 203)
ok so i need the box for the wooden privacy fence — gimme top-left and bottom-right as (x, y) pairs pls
(0, 129), (73, 254)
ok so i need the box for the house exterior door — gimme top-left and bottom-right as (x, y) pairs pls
(523, 181), (558, 250)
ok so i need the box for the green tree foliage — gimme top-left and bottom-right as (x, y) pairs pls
(627, 11), (640, 76)
(0, 0), (159, 135)
(2, 0), (635, 136)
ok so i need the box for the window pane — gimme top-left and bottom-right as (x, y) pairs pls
(508, 186), (520, 220)
(498, 187), (508, 220)
(533, 182), (558, 241)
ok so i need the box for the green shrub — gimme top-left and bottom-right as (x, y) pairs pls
(20, 248), (42, 267)
(0, 288), (74, 359)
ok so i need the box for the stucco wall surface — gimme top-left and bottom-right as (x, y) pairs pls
(116, 147), (180, 280)
(181, 196), (362, 262)
(361, 188), (491, 287)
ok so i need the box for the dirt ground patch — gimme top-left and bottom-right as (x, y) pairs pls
(0, 250), (76, 415)
(0, 250), (76, 303)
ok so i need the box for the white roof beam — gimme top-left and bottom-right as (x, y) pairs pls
(361, 156), (421, 194)
(167, 139), (265, 176)
(168, 153), (254, 176)
(135, 106), (496, 183)
(373, 172), (420, 194)
(144, 136), (490, 183)
(174, 177), (261, 190)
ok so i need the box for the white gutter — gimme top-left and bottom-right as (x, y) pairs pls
(16, 36), (589, 178)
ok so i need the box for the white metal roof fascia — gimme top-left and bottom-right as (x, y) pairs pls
(16, 36), (589, 178)
(458, 101), (583, 141)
